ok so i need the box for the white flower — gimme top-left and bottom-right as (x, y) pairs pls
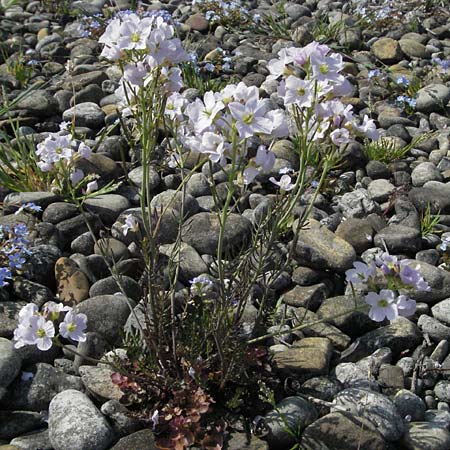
(26, 315), (56, 351)
(365, 290), (398, 322)
(345, 261), (376, 284)
(283, 76), (313, 107)
(354, 115), (379, 141)
(243, 167), (259, 185)
(396, 295), (416, 318)
(85, 180), (98, 194)
(78, 142), (91, 159)
(121, 214), (139, 236)
(310, 52), (344, 83)
(229, 99), (272, 139)
(186, 91), (225, 133)
(165, 92), (187, 120)
(266, 109), (289, 138)
(59, 311), (87, 342)
(269, 174), (295, 191)
(70, 169), (85, 186)
(330, 128), (350, 146)
(117, 14), (153, 51)
(255, 145), (275, 171)
(43, 301), (72, 321)
(123, 61), (148, 87)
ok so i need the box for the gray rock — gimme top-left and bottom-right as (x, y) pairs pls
(335, 218), (375, 253)
(334, 362), (374, 389)
(339, 189), (379, 218)
(4, 192), (59, 210)
(0, 301), (27, 339)
(84, 194), (131, 224)
(49, 389), (115, 450)
(89, 276), (141, 301)
(317, 295), (375, 338)
(333, 388), (404, 441)
(264, 396), (317, 449)
(0, 411), (45, 440)
(393, 389), (426, 422)
(416, 84), (450, 113)
(109, 429), (157, 450)
(62, 70), (108, 91)
(94, 238), (129, 264)
(0, 338), (22, 396)
(75, 295), (135, 344)
(182, 212), (252, 256)
(12, 278), (55, 308)
(418, 315), (450, 341)
(9, 429), (52, 450)
(407, 261), (450, 303)
(368, 179), (396, 203)
(343, 318), (422, 361)
(400, 422), (450, 450)
(273, 337), (332, 376)
(411, 162), (443, 187)
(435, 381), (450, 402)
(12, 90), (59, 117)
(42, 202), (78, 224)
(62, 102), (105, 128)
(301, 412), (387, 450)
(71, 232), (95, 255)
(409, 181), (450, 214)
(294, 219), (356, 272)
(186, 172), (211, 197)
(1, 363), (84, 411)
(282, 284), (328, 310)
(432, 299), (450, 326)
(159, 242), (208, 283)
(399, 39), (428, 58)
(128, 166), (160, 191)
(424, 409), (450, 428)
(300, 377), (342, 402)
(371, 37), (404, 63)
(79, 365), (123, 401)
(100, 399), (142, 436)
(374, 224), (421, 254)
(150, 190), (199, 218)
(71, 83), (105, 106)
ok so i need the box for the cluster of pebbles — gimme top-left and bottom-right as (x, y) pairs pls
(1, 0), (450, 449)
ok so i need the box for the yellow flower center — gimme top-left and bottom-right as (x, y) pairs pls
(242, 113), (254, 124)
(297, 87), (306, 96)
(67, 323), (76, 332)
(37, 328), (46, 338)
(131, 32), (141, 43)
(319, 64), (329, 74)
(378, 299), (389, 308)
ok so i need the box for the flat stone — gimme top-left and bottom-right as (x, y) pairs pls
(416, 84), (450, 113)
(301, 412), (386, 450)
(264, 396), (317, 450)
(400, 422), (450, 450)
(371, 37), (404, 63)
(109, 429), (157, 450)
(0, 302), (27, 340)
(367, 179), (396, 203)
(62, 70), (108, 91)
(411, 162), (443, 187)
(418, 314), (450, 341)
(335, 218), (375, 253)
(63, 102), (105, 128)
(333, 388), (404, 441)
(75, 295), (135, 344)
(282, 284), (328, 310)
(79, 365), (123, 401)
(0, 338), (22, 395)
(89, 276), (141, 302)
(374, 224), (421, 254)
(84, 194), (130, 224)
(12, 90), (59, 118)
(273, 337), (332, 376)
(338, 189), (379, 218)
(294, 219), (356, 272)
(9, 429), (51, 450)
(185, 12), (209, 31)
(409, 182), (450, 214)
(49, 390), (115, 450)
(55, 257), (90, 304)
(393, 389), (426, 422)
(0, 411), (45, 440)
(399, 39), (428, 58)
(182, 212), (252, 256)
(432, 299), (450, 326)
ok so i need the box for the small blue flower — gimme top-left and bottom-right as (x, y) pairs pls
(396, 76), (410, 86)
(8, 253), (26, 270)
(204, 63), (215, 72)
(368, 69), (380, 79)
(0, 267), (12, 287)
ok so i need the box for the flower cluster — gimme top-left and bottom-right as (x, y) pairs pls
(35, 131), (98, 195)
(396, 95), (417, 111)
(267, 42), (379, 142)
(346, 253), (430, 322)
(165, 81), (288, 187)
(193, 0), (251, 27)
(0, 223), (32, 287)
(14, 302), (87, 351)
(99, 11), (187, 108)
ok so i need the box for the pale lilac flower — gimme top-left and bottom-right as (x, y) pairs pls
(229, 99), (272, 139)
(151, 410), (159, 430)
(345, 261), (376, 284)
(255, 145), (275, 171)
(117, 14), (152, 51)
(440, 236), (450, 251)
(283, 76), (313, 107)
(59, 121), (70, 131)
(59, 311), (87, 342)
(121, 214), (139, 236)
(43, 301), (71, 321)
(186, 91), (225, 133)
(85, 180), (98, 194)
(243, 167), (259, 185)
(123, 61), (148, 86)
(365, 290), (398, 322)
(196, 132), (228, 165)
(165, 92), (187, 120)
(396, 295), (416, 317)
(27, 315), (55, 351)
(269, 174), (295, 191)
(310, 52), (344, 83)
(355, 115), (379, 140)
(15, 203), (42, 215)
(77, 142), (91, 159)
(70, 169), (84, 186)
(265, 109), (289, 138)
(279, 167), (294, 175)
(330, 128), (350, 146)
(376, 253), (398, 275)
